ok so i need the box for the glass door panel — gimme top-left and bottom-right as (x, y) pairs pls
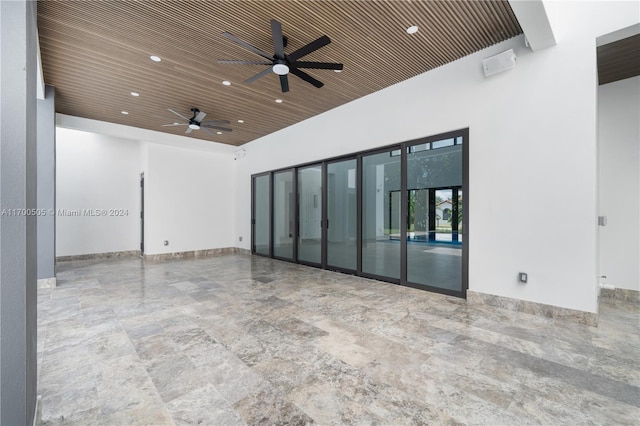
(408, 189), (429, 241)
(327, 159), (357, 271)
(456, 189), (463, 242)
(388, 191), (401, 240)
(273, 170), (294, 260)
(406, 140), (463, 292)
(435, 189), (453, 242)
(253, 174), (270, 256)
(297, 165), (322, 264)
(361, 149), (401, 279)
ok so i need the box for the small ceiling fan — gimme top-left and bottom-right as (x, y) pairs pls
(218, 19), (343, 93)
(162, 108), (232, 136)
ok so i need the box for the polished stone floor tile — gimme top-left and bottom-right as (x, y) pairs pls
(38, 254), (640, 425)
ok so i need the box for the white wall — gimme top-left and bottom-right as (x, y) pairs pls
(598, 76), (640, 291)
(56, 127), (141, 256)
(56, 115), (236, 256)
(144, 142), (235, 254)
(52, 2), (638, 313)
(234, 1), (639, 313)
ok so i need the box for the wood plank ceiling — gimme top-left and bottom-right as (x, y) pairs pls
(37, 1), (522, 146)
(597, 34), (640, 86)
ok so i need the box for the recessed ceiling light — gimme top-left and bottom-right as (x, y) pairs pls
(406, 25), (419, 34)
(217, 131), (223, 135)
(222, 80), (231, 86)
(121, 111), (129, 115)
(150, 55), (161, 62)
(275, 99), (283, 103)
(237, 120), (244, 123)
(130, 91), (140, 97)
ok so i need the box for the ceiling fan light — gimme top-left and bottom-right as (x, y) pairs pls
(188, 123), (200, 130)
(406, 25), (419, 34)
(272, 63), (289, 75)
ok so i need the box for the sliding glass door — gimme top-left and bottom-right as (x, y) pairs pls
(273, 170), (295, 260)
(252, 174), (271, 256)
(297, 164), (322, 265)
(251, 129), (467, 298)
(406, 136), (463, 293)
(326, 158), (357, 271)
(361, 148), (401, 281)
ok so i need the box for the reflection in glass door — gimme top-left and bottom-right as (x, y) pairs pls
(326, 159), (357, 271)
(297, 165), (322, 265)
(251, 129), (467, 298)
(273, 170), (294, 260)
(361, 149), (401, 280)
(456, 189), (463, 242)
(407, 189), (429, 241)
(406, 137), (463, 292)
(252, 174), (271, 256)
(435, 189), (453, 242)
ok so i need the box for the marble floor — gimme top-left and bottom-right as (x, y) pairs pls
(264, 239), (462, 291)
(38, 254), (639, 425)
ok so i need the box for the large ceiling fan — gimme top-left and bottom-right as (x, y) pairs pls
(218, 19), (344, 93)
(162, 108), (232, 136)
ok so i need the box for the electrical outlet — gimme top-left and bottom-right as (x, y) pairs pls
(239, 236), (243, 242)
(518, 272), (528, 283)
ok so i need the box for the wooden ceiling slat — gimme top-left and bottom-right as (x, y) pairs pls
(597, 34), (640, 85)
(488, 1), (517, 39)
(37, 0), (522, 146)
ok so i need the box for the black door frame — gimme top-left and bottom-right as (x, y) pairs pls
(251, 172), (272, 257)
(402, 129), (468, 297)
(324, 157), (358, 274)
(271, 169), (297, 262)
(296, 163), (323, 268)
(250, 128), (469, 299)
(358, 144), (403, 285)
(140, 172), (144, 255)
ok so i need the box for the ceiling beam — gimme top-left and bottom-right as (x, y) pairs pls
(509, 0), (556, 51)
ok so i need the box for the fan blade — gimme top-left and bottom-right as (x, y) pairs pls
(218, 60), (273, 65)
(287, 35), (331, 62)
(185, 127), (193, 134)
(194, 111), (207, 122)
(168, 108), (189, 121)
(245, 67), (273, 84)
(162, 123), (188, 127)
(222, 32), (273, 60)
(202, 119), (231, 125)
(279, 74), (290, 93)
(290, 67), (324, 88)
(293, 61), (343, 70)
(204, 125), (233, 132)
(271, 19), (285, 60)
